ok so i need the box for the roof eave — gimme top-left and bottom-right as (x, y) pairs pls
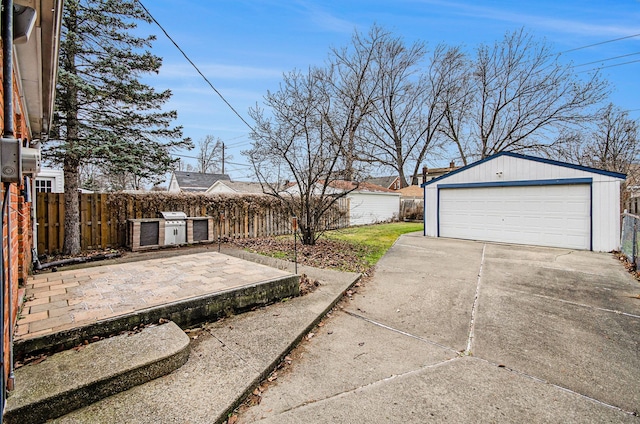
(14, 0), (63, 141)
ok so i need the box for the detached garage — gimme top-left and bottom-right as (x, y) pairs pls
(329, 181), (401, 226)
(422, 152), (625, 252)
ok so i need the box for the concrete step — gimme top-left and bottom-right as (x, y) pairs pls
(4, 321), (190, 424)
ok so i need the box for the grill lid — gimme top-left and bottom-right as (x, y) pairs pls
(158, 211), (187, 219)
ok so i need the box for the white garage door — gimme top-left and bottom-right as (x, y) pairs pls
(439, 184), (591, 249)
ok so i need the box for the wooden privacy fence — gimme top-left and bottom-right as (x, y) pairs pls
(36, 192), (350, 254)
(399, 197), (423, 221)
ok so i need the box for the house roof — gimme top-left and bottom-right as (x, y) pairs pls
(398, 185), (423, 197)
(211, 181), (266, 194)
(329, 180), (397, 193)
(364, 176), (398, 189)
(421, 152), (627, 188)
(173, 171), (230, 192)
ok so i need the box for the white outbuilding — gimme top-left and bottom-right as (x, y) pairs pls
(284, 180), (401, 226)
(422, 152), (625, 252)
(342, 182), (401, 226)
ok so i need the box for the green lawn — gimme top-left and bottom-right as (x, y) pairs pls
(232, 221), (424, 272)
(321, 222), (423, 266)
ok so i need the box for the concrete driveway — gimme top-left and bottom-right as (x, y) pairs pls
(240, 234), (640, 423)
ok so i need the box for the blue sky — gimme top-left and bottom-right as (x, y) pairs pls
(136, 0), (640, 182)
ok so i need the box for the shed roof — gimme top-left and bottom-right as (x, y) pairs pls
(213, 181), (266, 194)
(329, 180), (397, 193)
(364, 176), (398, 189)
(421, 152), (626, 188)
(173, 171), (230, 192)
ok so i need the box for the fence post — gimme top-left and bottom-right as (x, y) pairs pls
(634, 218), (638, 268)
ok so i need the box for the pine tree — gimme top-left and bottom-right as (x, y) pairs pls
(47, 0), (191, 255)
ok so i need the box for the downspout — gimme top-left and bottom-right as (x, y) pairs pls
(2, 0), (15, 402)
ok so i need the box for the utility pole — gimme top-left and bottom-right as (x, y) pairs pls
(221, 141), (225, 174)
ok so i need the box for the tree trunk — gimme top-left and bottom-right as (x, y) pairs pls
(300, 226), (315, 245)
(63, 156), (81, 255)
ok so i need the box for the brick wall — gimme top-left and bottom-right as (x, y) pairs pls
(1, 39), (35, 384)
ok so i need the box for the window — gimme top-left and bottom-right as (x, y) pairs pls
(35, 179), (53, 193)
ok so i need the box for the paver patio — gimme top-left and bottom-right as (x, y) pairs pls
(16, 251), (293, 341)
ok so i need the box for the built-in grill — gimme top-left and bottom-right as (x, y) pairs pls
(159, 211), (187, 245)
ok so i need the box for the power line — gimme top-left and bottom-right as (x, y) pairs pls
(171, 153), (251, 167)
(577, 58), (640, 73)
(560, 33), (640, 54)
(225, 140), (251, 149)
(135, 0), (255, 133)
(225, 161), (251, 168)
(573, 51), (640, 67)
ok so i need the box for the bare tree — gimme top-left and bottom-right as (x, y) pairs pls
(439, 49), (475, 166)
(247, 69), (359, 245)
(362, 43), (465, 186)
(322, 24), (386, 180)
(443, 29), (609, 164)
(196, 135), (224, 173)
(583, 104), (639, 175)
(557, 103), (639, 172)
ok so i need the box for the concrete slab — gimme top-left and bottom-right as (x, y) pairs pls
(233, 236), (640, 423)
(4, 322), (190, 424)
(241, 309), (458, 422)
(251, 357), (636, 424)
(48, 263), (361, 423)
(475, 244), (640, 413)
(346, 233), (483, 351)
(480, 244), (640, 318)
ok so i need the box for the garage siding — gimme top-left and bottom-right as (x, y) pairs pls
(423, 153), (625, 252)
(349, 192), (400, 226)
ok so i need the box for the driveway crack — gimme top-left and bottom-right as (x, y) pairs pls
(473, 356), (639, 417)
(344, 310), (458, 354)
(275, 357), (461, 415)
(465, 243), (486, 355)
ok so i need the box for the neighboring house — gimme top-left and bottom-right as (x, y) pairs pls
(35, 167), (64, 193)
(286, 180), (401, 226)
(167, 171), (230, 193)
(206, 180), (265, 194)
(365, 176), (401, 190)
(413, 161), (459, 185)
(422, 152), (625, 252)
(0, 0), (63, 411)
